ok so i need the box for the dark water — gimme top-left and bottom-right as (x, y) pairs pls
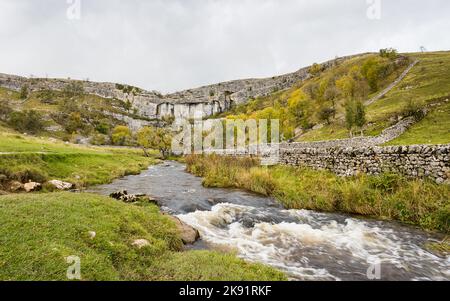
(89, 162), (449, 281)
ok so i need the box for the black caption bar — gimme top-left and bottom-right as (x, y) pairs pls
(0, 281), (446, 299)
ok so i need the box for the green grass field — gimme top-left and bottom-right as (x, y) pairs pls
(0, 192), (285, 281)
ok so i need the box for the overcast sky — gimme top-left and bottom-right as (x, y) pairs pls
(0, 0), (449, 93)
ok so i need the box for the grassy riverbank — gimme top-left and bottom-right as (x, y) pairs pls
(0, 192), (286, 281)
(0, 129), (157, 188)
(186, 155), (450, 233)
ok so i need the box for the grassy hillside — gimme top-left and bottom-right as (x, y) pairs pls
(386, 100), (450, 145)
(0, 84), (153, 145)
(0, 192), (285, 281)
(220, 51), (450, 145)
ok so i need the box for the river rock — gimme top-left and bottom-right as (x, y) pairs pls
(110, 190), (128, 199)
(110, 190), (137, 203)
(9, 181), (24, 192)
(48, 180), (73, 190)
(24, 182), (42, 193)
(132, 239), (150, 249)
(166, 215), (200, 245)
(110, 190), (159, 204)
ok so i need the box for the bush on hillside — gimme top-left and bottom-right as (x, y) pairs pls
(63, 82), (84, 98)
(36, 89), (57, 104)
(19, 85), (29, 100)
(8, 110), (45, 134)
(309, 63), (323, 76)
(111, 125), (133, 146)
(0, 101), (12, 121)
(318, 107), (336, 124)
(90, 133), (109, 146)
(95, 121), (111, 135)
(402, 99), (426, 121)
(379, 48), (398, 60)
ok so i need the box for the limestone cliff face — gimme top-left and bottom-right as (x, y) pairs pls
(0, 54), (360, 123)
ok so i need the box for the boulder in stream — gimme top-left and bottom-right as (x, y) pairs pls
(165, 214), (200, 245)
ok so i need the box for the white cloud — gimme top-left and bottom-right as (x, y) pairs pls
(0, 0), (449, 93)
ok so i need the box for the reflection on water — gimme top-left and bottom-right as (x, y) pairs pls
(90, 162), (450, 281)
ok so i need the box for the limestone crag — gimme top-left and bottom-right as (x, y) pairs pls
(0, 54), (363, 123)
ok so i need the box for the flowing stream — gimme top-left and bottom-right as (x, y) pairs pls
(89, 162), (449, 281)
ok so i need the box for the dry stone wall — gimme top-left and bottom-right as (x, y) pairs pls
(208, 142), (449, 183)
(278, 144), (450, 184)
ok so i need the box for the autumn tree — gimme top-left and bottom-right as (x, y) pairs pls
(336, 75), (356, 98)
(345, 100), (366, 137)
(354, 100), (367, 136)
(309, 63), (323, 76)
(379, 48), (398, 60)
(111, 125), (132, 146)
(345, 100), (355, 138)
(137, 126), (172, 158)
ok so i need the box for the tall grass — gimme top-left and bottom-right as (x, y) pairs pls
(186, 155), (450, 233)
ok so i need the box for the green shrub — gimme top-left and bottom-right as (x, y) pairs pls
(0, 100), (12, 121)
(63, 82), (84, 98)
(36, 89), (57, 104)
(111, 125), (133, 146)
(379, 48), (398, 60)
(8, 110), (45, 134)
(402, 99), (426, 121)
(90, 133), (108, 145)
(19, 85), (29, 99)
